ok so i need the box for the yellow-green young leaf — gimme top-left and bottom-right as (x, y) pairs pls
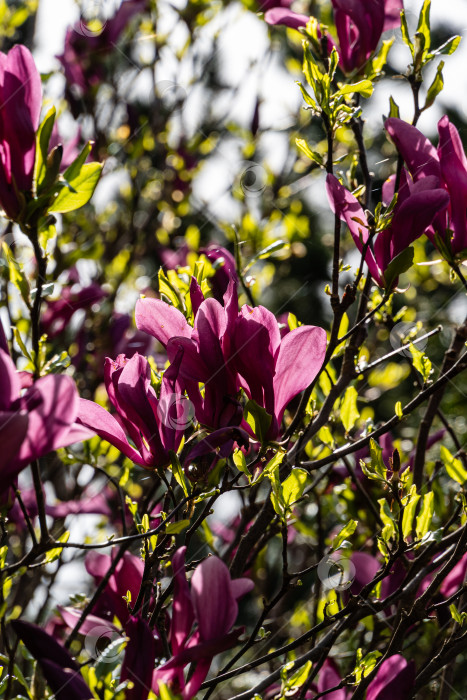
(440, 445), (467, 485)
(165, 519), (190, 535)
(282, 468), (308, 509)
(159, 684), (181, 700)
(338, 80), (374, 99)
(297, 82), (318, 111)
(233, 449), (251, 480)
(371, 38), (394, 75)
(332, 519), (358, 550)
(449, 604), (467, 626)
(433, 35), (461, 57)
(416, 491), (434, 540)
(353, 651), (382, 684)
(378, 498), (397, 542)
(169, 451), (190, 497)
(424, 61), (444, 109)
(2, 243), (30, 307)
(34, 106), (56, 191)
(400, 10), (414, 56)
(409, 342), (432, 382)
(395, 401), (403, 418)
(295, 138), (323, 165)
(389, 95), (400, 118)
(244, 399), (272, 444)
(45, 531), (70, 563)
(416, 0), (431, 53)
(341, 386), (359, 433)
(402, 486), (421, 541)
(287, 660), (312, 690)
(50, 162), (103, 213)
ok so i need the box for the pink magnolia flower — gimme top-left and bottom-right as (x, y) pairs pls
(265, 0), (403, 73)
(325, 172), (449, 288)
(57, 0), (147, 94)
(0, 45), (41, 219)
(366, 655), (415, 700)
(153, 547), (254, 699)
(0, 348), (92, 491)
(386, 116), (467, 258)
(78, 352), (186, 469)
(136, 279), (327, 439)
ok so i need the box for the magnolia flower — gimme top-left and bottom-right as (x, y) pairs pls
(153, 547), (254, 699)
(136, 278), (327, 439)
(0, 45), (41, 218)
(265, 0), (404, 73)
(386, 116), (467, 258)
(12, 620), (93, 700)
(78, 352), (186, 469)
(325, 172), (449, 288)
(366, 655), (415, 700)
(0, 348), (92, 491)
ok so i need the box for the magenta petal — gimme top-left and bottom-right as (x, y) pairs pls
(273, 325), (327, 424)
(390, 187), (449, 257)
(264, 8), (309, 30)
(350, 552), (380, 595)
(383, 0), (404, 31)
(191, 556), (238, 641)
(385, 118), (441, 181)
(121, 616), (157, 700)
(3, 45), (42, 190)
(77, 398), (145, 465)
(230, 577), (255, 599)
(0, 348), (20, 410)
(366, 655), (415, 700)
(437, 116), (467, 254)
(170, 546), (195, 654)
(135, 298), (191, 347)
(241, 305), (281, 359)
(440, 552), (467, 599)
(318, 659), (346, 700)
(58, 607), (118, 637)
(0, 411), (30, 489)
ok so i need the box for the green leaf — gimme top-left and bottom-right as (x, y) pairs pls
(409, 342), (432, 383)
(440, 445), (467, 485)
(45, 531), (70, 563)
(244, 399), (272, 444)
(432, 35), (461, 57)
(402, 485), (420, 541)
(416, 0), (431, 53)
(169, 451), (190, 498)
(332, 520), (358, 550)
(370, 38), (394, 76)
(382, 246), (414, 289)
(378, 499), (397, 542)
(159, 684), (182, 700)
(353, 650), (382, 684)
(286, 660), (312, 690)
(449, 604), (467, 626)
(424, 61), (444, 109)
(165, 519), (190, 535)
(395, 401), (403, 418)
(337, 80), (374, 99)
(34, 106), (56, 192)
(369, 438), (387, 480)
(341, 386), (360, 433)
(50, 161), (102, 213)
(416, 491), (434, 540)
(233, 449), (251, 481)
(282, 468), (308, 509)
(2, 243), (30, 308)
(400, 10), (414, 58)
(389, 95), (400, 118)
(295, 138), (323, 165)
